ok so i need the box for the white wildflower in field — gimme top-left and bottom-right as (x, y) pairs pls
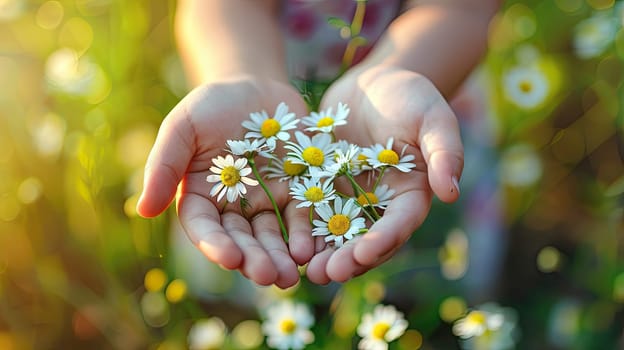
(357, 304), (408, 350)
(262, 300), (315, 350)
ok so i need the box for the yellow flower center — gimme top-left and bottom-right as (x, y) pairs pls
(302, 146), (324, 167)
(304, 186), (324, 203)
(283, 159), (307, 176)
(316, 116), (334, 128)
(280, 319), (297, 334)
(372, 322), (391, 340)
(519, 80), (533, 93)
(220, 166), (241, 187)
(357, 192), (379, 206)
(328, 214), (350, 236)
(261, 118), (281, 138)
(466, 311), (487, 326)
(357, 154), (370, 167)
(378, 149), (399, 165)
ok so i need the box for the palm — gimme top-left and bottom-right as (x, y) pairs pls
(137, 77), (309, 288)
(300, 66), (464, 283)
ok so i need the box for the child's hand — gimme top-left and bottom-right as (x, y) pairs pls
(136, 77), (309, 288)
(301, 65), (464, 284)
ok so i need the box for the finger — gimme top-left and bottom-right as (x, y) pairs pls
(326, 237), (363, 283)
(251, 211), (300, 289)
(178, 192), (243, 270)
(222, 212), (279, 286)
(315, 236), (327, 254)
(418, 95), (464, 203)
(136, 106), (196, 218)
(283, 202), (314, 266)
(353, 190), (430, 266)
(305, 248), (333, 285)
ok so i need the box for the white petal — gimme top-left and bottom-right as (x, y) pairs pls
(244, 131), (262, 139)
(206, 174), (221, 183)
(233, 157), (247, 169)
(294, 131), (310, 147)
(217, 186), (227, 202)
(276, 131), (290, 141)
(210, 182), (224, 197)
(212, 156), (227, 168)
(237, 182), (247, 195)
(226, 187), (238, 202)
(241, 120), (259, 131)
(241, 177), (258, 186)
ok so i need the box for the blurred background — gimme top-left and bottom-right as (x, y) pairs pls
(0, 0), (622, 349)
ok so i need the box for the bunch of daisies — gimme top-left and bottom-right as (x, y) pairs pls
(206, 102), (416, 247)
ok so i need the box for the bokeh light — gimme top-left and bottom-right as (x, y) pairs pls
(144, 268), (167, 292)
(231, 320), (264, 349)
(439, 296), (468, 323)
(537, 246), (562, 273)
(36, 1), (64, 30)
(187, 317), (227, 350)
(398, 329), (423, 350)
(165, 279), (187, 303)
(141, 292), (170, 328)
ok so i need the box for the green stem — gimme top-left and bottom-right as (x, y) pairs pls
(372, 167), (387, 192)
(344, 172), (381, 221)
(340, 1), (367, 72)
(345, 172), (366, 197)
(249, 159), (288, 241)
(330, 131), (336, 143)
(309, 206), (314, 225)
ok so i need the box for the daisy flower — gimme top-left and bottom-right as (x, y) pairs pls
(261, 156), (308, 184)
(357, 304), (408, 350)
(284, 131), (336, 178)
(503, 66), (549, 109)
(227, 138), (274, 159)
(262, 300), (314, 350)
(325, 142), (362, 177)
(356, 184), (395, 210)
(206, 155), (259, 202)
(452, 308), (504, 339)
(289, 177), (336, 208)
(242, 102), (299, 148)
(312, 197), (366, 247)
(301, 102), (350, 133)
(454, 304), (519, 350)
(361, 138), (416, 173)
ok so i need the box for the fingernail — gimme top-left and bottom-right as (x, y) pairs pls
(451, 176), (460, 195)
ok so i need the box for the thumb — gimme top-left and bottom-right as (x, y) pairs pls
(136, 107), (195, 217)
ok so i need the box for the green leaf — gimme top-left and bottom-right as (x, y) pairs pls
(327, 16), (349, 29)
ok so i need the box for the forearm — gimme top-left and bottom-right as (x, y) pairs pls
(357, 0), (501, 97)
(175, 0), (287, 87)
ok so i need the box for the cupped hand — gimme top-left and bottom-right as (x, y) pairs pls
(136, 76), (310, 288)
(301, 65), (464, 284)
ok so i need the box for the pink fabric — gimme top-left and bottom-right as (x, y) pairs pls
(282, 0), (402, 80)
